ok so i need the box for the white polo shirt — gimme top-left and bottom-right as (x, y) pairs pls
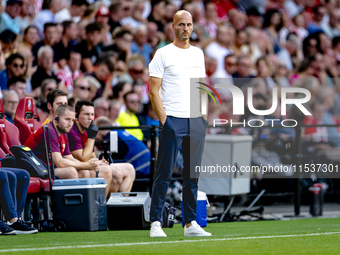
(149, 43), (206, 118)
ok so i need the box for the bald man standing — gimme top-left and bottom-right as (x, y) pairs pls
(148, 11), (211, 237)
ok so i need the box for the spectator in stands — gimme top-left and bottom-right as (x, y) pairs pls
(22, 26), (39, 49)
(41, 89), (68, 125)
(32, 22), (58, 66)
(128, 56), (145, 86)
(147, 0), (166, 32)
(228, 9), (246, 31)
(205, 25), (234, 78)
(95, 6), (112, 45)
(147, 22), (159, 47)
(33, 0), (61, 39)
(85, 76), (101, 101)
(111, 81), (132, 107)
(76, 22), (103, 73)
(31, 46), (59, 90)
(103, 29), (133, 63)
(7, 76), (26, 99)
(232, 55), (255, 88)
(199, 1), (218, 39)
(322, 9), (340, 39)
(307, 5), (327, 34)
(108, 100), (121, 125)
(14, 0), (31, 31)
(157, 23), (175, 49)
(246, 7), (262, 29)
(230, 29), (249, 56)
(54, 21), (79, 68)
(90, 58), (114, 98)
(0, 0), (22, 34)
(25, 105), (111, 186)
(0, 30), (18, 56)
(121, 0), (145, 29)
(0, 53), (26, 92)
(72, 77), (90, 100)
(55, 0), (88, 23)
(3, 90), (19, 124)
(131, 25), (153, 65)
(108, 2), (123, 33)
(94, 97), (109, 118)
(69, 100), (135, 194)
(0, 168), (38, 234)
(117, 91), (144, 141)
(263, 9), (286, 54)
(57, 50), (82, 93)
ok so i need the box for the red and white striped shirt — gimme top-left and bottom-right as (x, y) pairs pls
(57, 65), (81, 93)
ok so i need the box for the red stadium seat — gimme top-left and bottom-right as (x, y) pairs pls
(27, 177), (41, 194)
(0, 99), (21, 155)
(14, 97), (42, 145)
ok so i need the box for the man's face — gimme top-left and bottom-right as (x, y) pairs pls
(21, 0), (30, 15)
(173, 12), (193, 41)
(73, 80), (90, 99)
(135, 30), (147, 46)
(313, 104), (325, 122)
(39, 51), (53, 71)
(9, 58), (25, 77)
(129, 63), (144, 81)
(96, 15), (109, 25)
(56, 110), (75, 133)
(73, 4), (87, 17)
(95, 102), (109, 118)
(68, 52), (81, 72)
(25, 27), (38, 46)
(125, 93), (140, 114)
(78, 105), (94, 128)
(225, 56), (237, 75)
(237, 58), (251, 77)
(52, 96), (68, 113)
(66, 23), (79, 40)
(44, 26), (57, 45)
(87, 31), (101, 46)
(116, 33), (133, 51)
(43, 81), (57, 98)
(109, 103), (120, 121)
(11, 82), (26, 99)
(95, 64), (110, 81)
(6, 3), (21, 19)
(3, 93), (19, 115)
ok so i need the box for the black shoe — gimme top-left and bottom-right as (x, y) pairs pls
(11, 220), (38, 234)
(0, 221), (16, 235)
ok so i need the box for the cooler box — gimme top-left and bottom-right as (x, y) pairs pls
(52, 178), (107, 231)
(181, 191), (209, 227)
(106, 192), (151, 230)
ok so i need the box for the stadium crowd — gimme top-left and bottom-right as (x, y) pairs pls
(1, 0), (340, 233)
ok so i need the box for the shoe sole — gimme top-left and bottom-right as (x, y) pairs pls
(15, 230), (38, 234)
(1, 230), (16, 235)
(150, 234), (167, 237)
(184, 233), (212, 237)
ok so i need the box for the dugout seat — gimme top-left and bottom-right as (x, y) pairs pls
(0, 100), (21, 155)
(14, 97), (42, 145)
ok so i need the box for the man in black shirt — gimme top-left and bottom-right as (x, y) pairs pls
(54, 20), (78, 68)
(108, 2), (123, 33)
(31, 23), (57, 66)
(31, 46), (59, 90)
(75, 22), (103, 73)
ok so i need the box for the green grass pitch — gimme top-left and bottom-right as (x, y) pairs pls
(0, 218), (339, 255)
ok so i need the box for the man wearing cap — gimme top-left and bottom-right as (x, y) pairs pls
(95, 6), (112, 44)
(0, 0), (22, 34)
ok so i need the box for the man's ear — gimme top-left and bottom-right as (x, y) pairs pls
(47, 102), (52, 111)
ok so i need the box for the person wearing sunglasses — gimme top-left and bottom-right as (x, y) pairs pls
(72, 76), (91, 100)
(0, 53), (26, 94)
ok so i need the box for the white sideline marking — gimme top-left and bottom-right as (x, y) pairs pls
(1, 232), (339, 253)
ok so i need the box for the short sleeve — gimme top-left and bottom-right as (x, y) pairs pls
(200, 50), (206, 78)
(148, 49), (164, 78)
(68, 126), (83, 152)
(49, 127), (62, 153)
(63, 135), (71, 155)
